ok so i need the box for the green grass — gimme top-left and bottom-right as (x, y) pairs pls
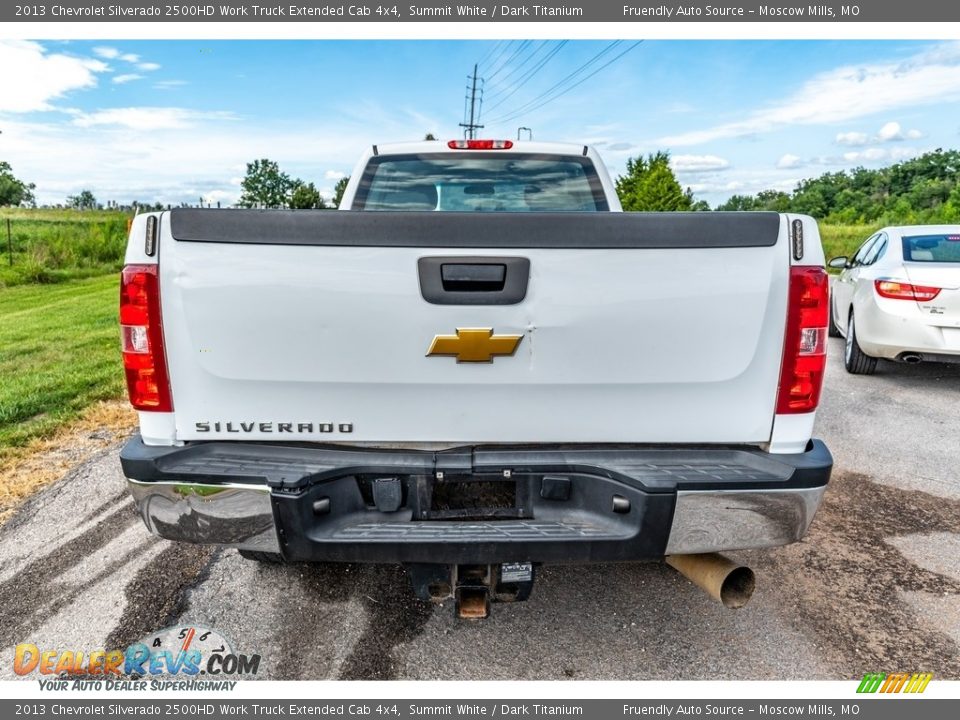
(0, 274), (124, 457)
(819, 223), (879, 259)
(0, 208), (130, 288)
(819, 224), (880, 271)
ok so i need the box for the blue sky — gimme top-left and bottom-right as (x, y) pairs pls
(2, 39), (960, 206)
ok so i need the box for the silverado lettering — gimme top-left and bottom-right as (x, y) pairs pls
(194, 421), (352, 433)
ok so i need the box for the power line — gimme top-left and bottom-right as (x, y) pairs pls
(475, 40), (505, 70)
(481, 41), (568, 116)
(484, 41), (551, 97)
(489, 41), (644, 125)
(485, 41), (623, 123)
(480, 40), (512, 73)
(486, 40), (532, 82)
(480, 40), (516, 77)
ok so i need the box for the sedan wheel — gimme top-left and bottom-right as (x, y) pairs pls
(828, 298), (842, 338)
(844, 313), (878, 375)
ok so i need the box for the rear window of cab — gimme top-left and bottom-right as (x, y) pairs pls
(352, 153), (609, 212)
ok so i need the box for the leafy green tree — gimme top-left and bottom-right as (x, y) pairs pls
(615, 152), (693, 211)
(289, 181), (326, 209)
(0, 161), (36, 207)
(715, 194), (758, 211)
(67, 190), (97, 210)
(238, 158), (293, 208)
(424, 133), (438, 141)
(332, 176), (350, 208)
(943, 184), (960, 222)
(754, 190), (791, 212)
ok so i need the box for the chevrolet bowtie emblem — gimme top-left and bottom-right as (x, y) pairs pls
(426, 327), (523, 363)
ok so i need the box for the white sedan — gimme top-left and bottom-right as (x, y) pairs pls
(829, 225), (960, 374)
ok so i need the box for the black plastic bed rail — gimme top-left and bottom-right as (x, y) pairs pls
(166, 208), (781, 249)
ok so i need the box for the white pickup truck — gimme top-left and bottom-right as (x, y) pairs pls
(120, 140), (832, 616)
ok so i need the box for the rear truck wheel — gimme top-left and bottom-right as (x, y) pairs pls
(828, 297), (842, 338)
(844, 312), (877, 375)
(238, 549), (285, 564)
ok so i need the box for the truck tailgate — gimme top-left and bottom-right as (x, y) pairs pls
(157, 210), (789, 444)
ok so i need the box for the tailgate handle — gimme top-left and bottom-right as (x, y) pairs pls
(419, 256), (530, 305)
(441, 263), (506, 291)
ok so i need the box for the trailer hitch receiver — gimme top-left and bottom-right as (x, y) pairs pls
(406, 562), (535, 618)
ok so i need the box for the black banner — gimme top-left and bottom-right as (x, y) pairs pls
(4, 1), (959, 23)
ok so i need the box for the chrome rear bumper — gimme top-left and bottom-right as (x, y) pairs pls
(665, 486), (826, 554)
(127, 479), (280, 553)
(125, 443), (829, 560)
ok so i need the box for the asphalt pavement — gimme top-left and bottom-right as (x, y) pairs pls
(2, 337), (959, 681)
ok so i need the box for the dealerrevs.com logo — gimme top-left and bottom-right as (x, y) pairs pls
(14, 626), (261, 690)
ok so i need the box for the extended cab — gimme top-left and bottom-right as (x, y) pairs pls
(119, 140), (832, 615)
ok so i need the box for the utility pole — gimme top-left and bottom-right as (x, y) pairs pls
(459, 64), (484, 140)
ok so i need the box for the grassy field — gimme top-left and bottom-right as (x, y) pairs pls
(0, 274), (125, 461)
(819, 223), (879, 269)
(0, 208), (130, 288)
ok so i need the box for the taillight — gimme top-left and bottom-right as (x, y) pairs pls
(120, 264), (172, 411)
(447, 139), (514, 150)
(874, 279), (941, 302)
(776, 266), (829, 414)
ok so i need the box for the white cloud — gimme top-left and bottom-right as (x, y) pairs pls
(112, 74), (143, 85)
(138, 62), (161, 72)
(153, 80), (187, 90)
(777, 153), (803, 169)
(840, 146), (923, 164)
(0, 40), (108, 113)
(72, 107), (237, 131)
(671, 154), (730, 173)
(877, 121), (903, 141)
(890, 147), (922, 161)
(656, 42), (960, 146)
(120, 53), (140, 63)
(843, 148), (887, 162)
(836, 131), (868, 146)
(687, 179), (744, 193)
(873, 122), (924, 142)
(93, 46), (119, 60)
(324, 170), (346, 180)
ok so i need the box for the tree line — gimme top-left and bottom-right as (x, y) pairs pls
(714, 149), (960, 223)
(4, 146), (960, 223)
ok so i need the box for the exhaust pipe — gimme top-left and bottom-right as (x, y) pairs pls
(901, 353), (923, 364)
(666, 553), (756, 609)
